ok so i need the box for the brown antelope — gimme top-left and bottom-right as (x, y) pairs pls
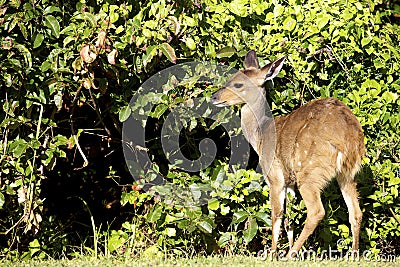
(211, 50), (365, 258)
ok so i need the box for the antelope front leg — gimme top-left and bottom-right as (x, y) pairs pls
(269, 185), (286, 253)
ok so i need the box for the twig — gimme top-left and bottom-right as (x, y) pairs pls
(88, 87), (112, 136)
(326, 45), (350, 79)
(70, 85), (89, 170)
(298, 82), (306, 106)
(82, 130), (148, 151)
(307, 84), (316, 99)
(306, 45), (350, 79)
(389, 207), (400, 225)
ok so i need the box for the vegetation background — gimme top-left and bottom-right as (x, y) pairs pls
(0, 0), (399, 261)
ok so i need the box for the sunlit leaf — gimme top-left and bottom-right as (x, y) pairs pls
(44, 6), (62, 14)
(216, 47), (236, 58)
(33, 33), (44, 48)
(44, 15), (60, 38)
(160, 43), (177, 63)
(242, 217), (258, 243)
(231, 210), (248, 225)
(107, 235), (125, 253)
(255, 212), (271, 226)
(0, 193), (5, 209)
(208, 198), (220, 210)
(150, 104), (168, 119)
(186, 37), (196, 50)
(147, 205), (162, 223)
(197, 221), (212, 234)
(316, 13), (331, 30)
(283, 17), (297, 31)
(119, 105), (132, 122)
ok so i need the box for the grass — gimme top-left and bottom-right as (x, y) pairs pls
(1, 255), (398, 267)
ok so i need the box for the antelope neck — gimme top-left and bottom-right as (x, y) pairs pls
(240, 89), (268, 153)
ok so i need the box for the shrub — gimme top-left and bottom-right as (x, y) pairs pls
(0, 0), (398, 259)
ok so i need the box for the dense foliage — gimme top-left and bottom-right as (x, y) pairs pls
(0, 0), (399, 260)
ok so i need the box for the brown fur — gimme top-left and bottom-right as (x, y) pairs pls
(211, 51), (365, 257)
(273, 98), (365, 188)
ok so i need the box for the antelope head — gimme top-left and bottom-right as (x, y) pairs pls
(211, 50), (285, 107)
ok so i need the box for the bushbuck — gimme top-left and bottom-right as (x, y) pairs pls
(211, 50), (365, 258)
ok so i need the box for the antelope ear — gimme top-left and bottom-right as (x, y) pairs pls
(262, 56), (285, 81)
(244, 50), (260, 70)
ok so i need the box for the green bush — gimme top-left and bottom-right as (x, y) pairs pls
(0, 0), (399, 259)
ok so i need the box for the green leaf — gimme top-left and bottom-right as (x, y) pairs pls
(242, 217), (258, 243)
(147, 205), (162, 223)
(63, 36), (75, 47)
(177, 219), (189, 229)
(33, 33), (44, 48)
(44, 15), (60, 38)
(150, 104), (168, 119)
(283, 17), (297, 31)
(365, 46), (375, 55)
(115, 25), (124, 34)
(110, 11), (119, 23)
(28, 239), (41, 256)
(207, 198), (220, 211)
(165, 227), (176, 237)
(15, 44), (32, 70)
(143, 45), (158, 67)
(229, 0), (249, 17)
(159, 43), (177, 63)
(231, 210), (248, 225)
(220, 204), (230, 215)
(255, 212), (271, 226)
(197, 221), (213, 234)
(185, 207), (202, 219)
(338, 224), (350, 237)
(143, 245), (162, 258)
(186, 37), (196, 50)
(18, 22), (28, 39)
(107, 235), (125, 253)
(361, 79), (381, 91)
(274, 4), (284, 17)
(54, 135), (69, 146)
(316, 14), (330, 30)
(388, 176), (400, 186)
(342, 9), (354, 20)
(361, 37), (371, 47)
(44, 6), (62, 14)
(381, 91), (398, 103)
(218, 232), (233, 246)
(110, 5), (120, 23)
(0, 192), (5, 209)
(53, 92), (63, 110)
(119, 105), (132, 122)
(73, 12), (96, 28)
(9, 139), (28, 158)
(216, 47), (236, 58)
(7, 18), (18, 32)
(41, 60), (52, 72)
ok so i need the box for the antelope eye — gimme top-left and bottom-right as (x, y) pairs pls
(233, 83), (243, 88)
